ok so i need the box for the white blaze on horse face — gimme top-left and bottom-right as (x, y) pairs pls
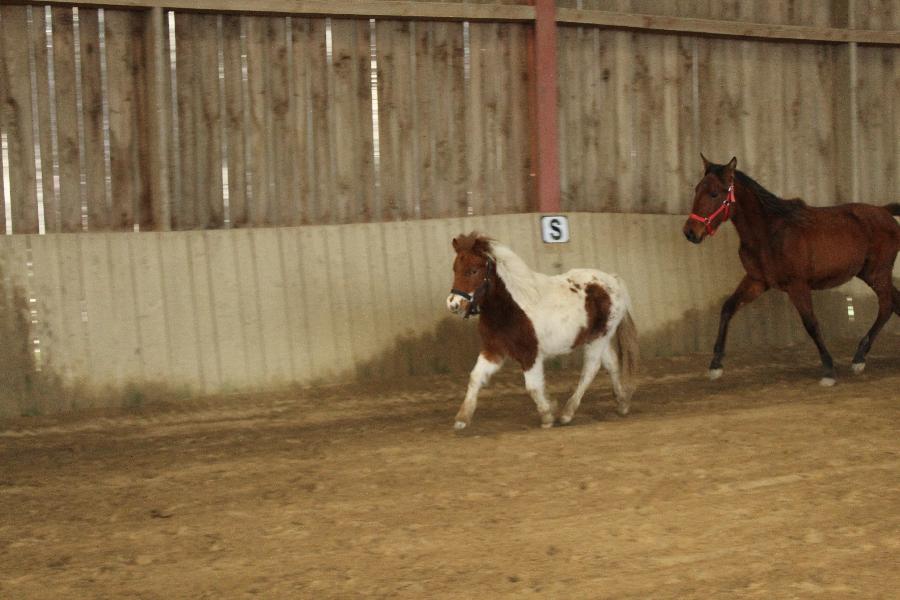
(446, 293), (470, 315)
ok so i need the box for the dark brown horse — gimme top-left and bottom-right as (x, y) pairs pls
(683, 155), (900, 385)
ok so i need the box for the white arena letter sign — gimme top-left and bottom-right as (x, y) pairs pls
(540, 215), (570, 244)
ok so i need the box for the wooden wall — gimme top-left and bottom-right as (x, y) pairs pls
(1, 2), (897, 232)
(557, 0), (900, 214)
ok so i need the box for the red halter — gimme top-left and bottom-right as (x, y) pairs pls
(689, 183), (736, 236)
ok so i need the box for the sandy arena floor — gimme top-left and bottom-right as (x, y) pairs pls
(1, 339), (899, 599)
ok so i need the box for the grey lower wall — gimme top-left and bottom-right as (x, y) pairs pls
(1, 213), (897, 416)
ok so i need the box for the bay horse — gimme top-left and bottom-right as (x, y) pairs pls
(446, 233), (639, 429)
(684, 155), (900, 385)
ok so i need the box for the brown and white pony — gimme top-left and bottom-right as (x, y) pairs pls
(447, 233), (639, 429)
(684, 155), (900, 385)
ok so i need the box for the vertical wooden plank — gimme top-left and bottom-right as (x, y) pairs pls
(430, 21), (466, 219)
(376, 19), (415, 221)
(0, 5), (40, 234)
(330, 19), (375, 224)
(466, 22), (487, 216)
(268, 17), (295, 227)
(306, 19), (332, 223)
(51, 7), (84, 232)
(244, 15), (269, 226)
(175, 13), (223, 229)
(612, 30), (637, 213)
(221, 15), (248, 227)
(77, 8), (108, 231)
(145, 6), (171, 231)
(32, 7), (57, 233)
(289, 18), (316, 225)
(413, 22), (433, 221)
(103, 10), (147, 230)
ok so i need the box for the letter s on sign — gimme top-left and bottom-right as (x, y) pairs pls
(540, 215), (570, 244)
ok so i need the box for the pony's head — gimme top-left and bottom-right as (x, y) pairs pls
(447, 233), (495, 318)
(684, 154), (738, 243)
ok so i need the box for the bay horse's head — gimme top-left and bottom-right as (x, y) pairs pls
(447, 233), (495, 319)
(684, 154), (738, 243)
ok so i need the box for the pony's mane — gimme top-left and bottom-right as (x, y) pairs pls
(455, 232), (541, 307)
(708, 164), (809, 221)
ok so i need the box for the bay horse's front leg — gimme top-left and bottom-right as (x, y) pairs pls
(787, 285), (837, 386)
(455, 353), (503, 430)
(523, 360), (556, 429)
(709, 276), (767, 379)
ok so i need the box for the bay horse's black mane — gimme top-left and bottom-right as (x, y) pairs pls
(707, 163), (809, 222)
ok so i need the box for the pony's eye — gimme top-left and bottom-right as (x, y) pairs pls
(467, 269), (478, 276)
(710, 191), (719, 199)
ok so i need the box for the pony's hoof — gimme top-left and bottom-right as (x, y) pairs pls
(454, 421), (467, 430)
(540, 420), (554, 429)
(851, 362), (866, 375)
(558, 414), (573, 425)
(616, 404), (630, 417)
(708, 368), (723, 381)
(819, 377), (836, 387)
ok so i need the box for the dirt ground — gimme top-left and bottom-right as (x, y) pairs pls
(1, 338), (899, 599)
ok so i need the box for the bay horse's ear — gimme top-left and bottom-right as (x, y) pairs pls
(726, 156), (737, 172)
(452, 237), (460, 252)
(700, 152), (711, 171)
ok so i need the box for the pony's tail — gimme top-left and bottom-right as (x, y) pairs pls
(885, 203), (900, 216)
(613, 310), (639, 395)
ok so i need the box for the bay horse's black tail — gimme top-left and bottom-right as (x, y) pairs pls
(886, 203), (900, 216)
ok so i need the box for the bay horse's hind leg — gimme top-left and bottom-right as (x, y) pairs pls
(851, 276), (897, 374)
(558, 340), (606, 425)
(523, 360), (556, 429)
(709, 276), (767, 380)
(787, 285), (837, 386)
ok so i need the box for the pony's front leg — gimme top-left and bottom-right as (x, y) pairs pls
(523, 360), (556, 429)
(455, 353), (503, 429)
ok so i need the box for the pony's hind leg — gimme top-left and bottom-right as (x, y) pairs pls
(558, 340), (606, 425)
(601, 342), (632, 416)
(851, 277), (896, 374)
(455, 353), (503, 429)
(523, 360), (556, 429)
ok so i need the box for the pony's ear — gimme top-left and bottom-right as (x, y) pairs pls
(452, 237), (460, 252)
(700, 152), (711, 171)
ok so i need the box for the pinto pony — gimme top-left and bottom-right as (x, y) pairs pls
(446, 233), (638, 429)
(684, 155), (900, 385)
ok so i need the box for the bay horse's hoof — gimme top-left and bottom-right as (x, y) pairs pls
(454, 421), (467, 430)
(819, 377), (836, 387)
(851, 362), (866, 375)
(708, 368), (723, 380)
(616, 403), (630, 416)
(557, 414), (573, 425)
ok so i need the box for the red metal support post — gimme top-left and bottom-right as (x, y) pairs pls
(532, 0), (561, 213)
